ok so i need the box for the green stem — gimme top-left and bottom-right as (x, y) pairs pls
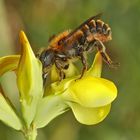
(23, 125), (37, 140)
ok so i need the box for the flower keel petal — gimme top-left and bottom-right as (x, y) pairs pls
(70, 102), (111, 125)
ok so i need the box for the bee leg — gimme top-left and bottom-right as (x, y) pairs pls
(86, 41), (96, 53)
(78, 53), (88, 79)
(42, 67), (51, 86)
(95, 40), (119, 68)
(42, 72), (48, 86)
(58, 63), (69, 81)
(55, 60), (66, 82)
(59, 71), (66, 81)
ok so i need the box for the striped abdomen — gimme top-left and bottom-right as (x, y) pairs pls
(77, 19), (112, 46)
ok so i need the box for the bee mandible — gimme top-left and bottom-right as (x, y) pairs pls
(37, 13), (116, 82)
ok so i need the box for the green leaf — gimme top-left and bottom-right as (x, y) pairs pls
(0, 93), (22, 130)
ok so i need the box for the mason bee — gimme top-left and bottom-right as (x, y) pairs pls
(37, 13), (116, 82)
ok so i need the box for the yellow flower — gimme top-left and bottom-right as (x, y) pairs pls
(0, 30), (117, 139)
(0, 31), (43, 128)
(35, 52), (117, 127)
(63, 76), (116, 125)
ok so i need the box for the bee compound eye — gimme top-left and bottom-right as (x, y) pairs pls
(41, 50), (55, 67)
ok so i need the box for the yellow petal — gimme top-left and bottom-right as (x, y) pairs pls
(46, 52), (102, 95)
(63, 76), (117, 107)
(34, 95), (68, 128)
(17, 31), (43, 126)
(45, 77), (74, 96)
(69, 102), (111, 125)
(51, 62), (79, 83)
(85, 52), (102, 77)
(0, 55), (20, 76)
(0, 93), (22, 130)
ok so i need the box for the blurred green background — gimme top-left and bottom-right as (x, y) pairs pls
(0, 0), (140, 139)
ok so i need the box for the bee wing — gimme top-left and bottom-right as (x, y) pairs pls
(60, 13), (102, 44)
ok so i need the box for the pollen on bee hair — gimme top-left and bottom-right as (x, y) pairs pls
(84, 24), (89, 29)
(96, 20), (104, 27)
(88, 20), (96, 27)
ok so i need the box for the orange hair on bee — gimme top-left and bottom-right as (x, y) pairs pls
(49, 30), (71, 51)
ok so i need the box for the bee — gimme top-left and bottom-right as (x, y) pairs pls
(37, 13), (116, 82)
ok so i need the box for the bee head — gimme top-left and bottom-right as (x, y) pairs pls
(39, 49), (55, 68)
